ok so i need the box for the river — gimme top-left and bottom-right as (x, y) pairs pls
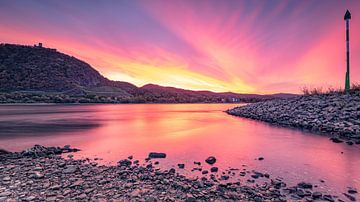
(0, 104), (359, 198)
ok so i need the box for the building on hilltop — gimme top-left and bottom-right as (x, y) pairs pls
(34, 43), (43, 48)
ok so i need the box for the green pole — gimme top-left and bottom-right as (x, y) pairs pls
(344, 10), (351, 91)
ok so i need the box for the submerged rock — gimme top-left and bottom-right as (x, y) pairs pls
(148, 152), (166, 159)
(210, 167), (218, 173)
(177, 164), (185, 169)
(205, 156), (216, 165)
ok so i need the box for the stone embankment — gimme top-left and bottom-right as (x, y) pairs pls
(0, 145), (358, 201)
(227, 91), (360, 144)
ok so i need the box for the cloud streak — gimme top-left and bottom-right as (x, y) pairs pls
(1, 0), (360, 93)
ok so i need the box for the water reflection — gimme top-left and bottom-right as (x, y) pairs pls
(0, 104), (359, 197)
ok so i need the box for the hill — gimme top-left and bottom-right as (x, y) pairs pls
(0, 43), (297, 103)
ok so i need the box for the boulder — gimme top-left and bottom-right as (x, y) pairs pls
(205, 156), (216, 165)
(210, 167), (218, 173)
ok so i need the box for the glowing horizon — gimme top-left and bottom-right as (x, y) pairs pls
(1, 0), (360, 94)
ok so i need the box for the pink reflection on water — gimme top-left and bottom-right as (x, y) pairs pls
(0, 104), (359, 198)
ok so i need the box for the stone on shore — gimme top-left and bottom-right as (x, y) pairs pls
(226, 91), (360, 144)
(0, 145), (345, 201)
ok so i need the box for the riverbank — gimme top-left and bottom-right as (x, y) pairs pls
(226, 90), (360, 144)
(1, 145), (356, 201)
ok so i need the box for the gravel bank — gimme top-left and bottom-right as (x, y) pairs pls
(226, 91), (360, 144)
(1, 145), (356, 201)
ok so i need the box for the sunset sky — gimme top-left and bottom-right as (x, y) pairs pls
(1, 0), (360, 94)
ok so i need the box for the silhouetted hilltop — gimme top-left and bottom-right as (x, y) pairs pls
(0, 43), (297, 103)
(0, 44), (138, 96)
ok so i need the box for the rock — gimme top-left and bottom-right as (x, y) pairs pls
(145, 196), (157, 202)
(63, 165), (77, 174)
(33, 171), (44, 179)
(348, 188), (358, 194)
(0, 192), (12, 197)
(185, 197), (196, 202)
(343, 193), (356, 201)
(178, 164), (185, 169)
(258, 157), (264, 161)
(330, 137), (343, 143)
(0, 148), (10, 155)
(2, 177), (11, 181)
(220, 175), (229, 180)
(205, 156), (216, 165)
(77, 193), (87, 200)
(118, 159), (132, 167)
(148, 152), (166, 159)
(297, 182), (313, 189)
(128, 155), (133, 160)
(296, 189), (305, 197)
(202, 170), (209, 175)
(210, 167), (218, 173)
(312, 192), (322, 199)
(346, 141), (354, 145)
(322, 194), (334, 202)
(194, 161), (201, 165)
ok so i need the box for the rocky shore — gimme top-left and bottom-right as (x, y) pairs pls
(1, 145), (358, 201)
(226, 91), (360, 144)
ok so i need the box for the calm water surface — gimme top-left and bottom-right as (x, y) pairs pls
(0, 104), (359, 197)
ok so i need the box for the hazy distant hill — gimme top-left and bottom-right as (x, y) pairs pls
(0, 43), (297, 103)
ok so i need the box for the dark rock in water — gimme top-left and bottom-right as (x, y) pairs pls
(258, 157), (264, 161)
(128, 155), (133, 160)
(177, 164), (185, 169)
(202, 170), (208, 175)
(205, 156), (216, 165)
(154, 161), (159, 165)
(348, 188), (358, 194)
(210, 167), (218, 173)
(297, 182), (313, 189)
(118, 159), (132, 167)
(343, 193), (356, 201)
(194, 161), (201, 165)
(220, 175), (229, 180)
(148, 152), (166, 159)
(330, 137), (343, 143)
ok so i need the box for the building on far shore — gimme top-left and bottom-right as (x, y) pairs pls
(34, 43), (42, 48)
